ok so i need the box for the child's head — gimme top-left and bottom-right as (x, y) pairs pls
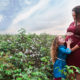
(50, 35), (65, 63)
(58, 36), (65, 45)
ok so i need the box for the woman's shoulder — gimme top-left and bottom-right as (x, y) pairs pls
(69, 22), (74, 27)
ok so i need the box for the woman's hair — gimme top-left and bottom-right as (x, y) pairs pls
(72, 6), (80, 33)
(72, 6), (80, 24)
(50, 36), (59, 63)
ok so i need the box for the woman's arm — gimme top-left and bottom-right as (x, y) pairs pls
(71, 44), (80, 52)
(66, 32), (74, 36)
(65, 36), (80, 52)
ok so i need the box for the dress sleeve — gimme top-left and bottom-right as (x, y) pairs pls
(59, 47), (71, 54)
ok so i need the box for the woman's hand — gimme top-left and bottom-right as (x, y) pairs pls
(66, 32), (74, 36)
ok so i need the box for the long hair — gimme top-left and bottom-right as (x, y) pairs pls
(72, 6), (80, 33)
(50, 36), (59, 63)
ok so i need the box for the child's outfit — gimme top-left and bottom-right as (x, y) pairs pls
(53, 45), (71, 80)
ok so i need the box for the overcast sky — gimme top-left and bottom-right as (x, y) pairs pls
(0, 0), (80, 35)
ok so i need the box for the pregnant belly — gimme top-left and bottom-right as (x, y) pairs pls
(65, 35), (80, 48)
(66, 35), (80, 67)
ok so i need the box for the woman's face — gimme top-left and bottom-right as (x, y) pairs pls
(72, 11), (76, 21)
(72, 11), (80, 22)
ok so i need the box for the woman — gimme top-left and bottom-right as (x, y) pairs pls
(65, 6), (80, 80)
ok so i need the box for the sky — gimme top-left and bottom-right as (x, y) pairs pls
(0, 0), (80, 35)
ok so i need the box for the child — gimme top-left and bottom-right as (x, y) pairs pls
(50, 36), (72, 80)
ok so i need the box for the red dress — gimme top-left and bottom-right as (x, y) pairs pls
(65, 22), (80, 68)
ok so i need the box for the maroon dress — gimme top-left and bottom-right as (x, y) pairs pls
(65, 22), (80, 68)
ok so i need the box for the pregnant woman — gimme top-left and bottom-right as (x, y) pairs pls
(65, 6), (80, 80)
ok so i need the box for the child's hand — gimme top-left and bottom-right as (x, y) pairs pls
(66, 38), (72, 45)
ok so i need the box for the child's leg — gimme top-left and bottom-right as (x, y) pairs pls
(54, 78), (61, 80)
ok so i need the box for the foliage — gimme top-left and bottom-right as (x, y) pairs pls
(0, 28), (54, 80)
(0, 28), (79, 80)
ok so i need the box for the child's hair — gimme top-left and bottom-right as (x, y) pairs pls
(50, 36), (59, 63)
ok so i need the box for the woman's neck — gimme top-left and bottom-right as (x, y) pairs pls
(74, 21), (80, 26)
(77, 21), (80, 25)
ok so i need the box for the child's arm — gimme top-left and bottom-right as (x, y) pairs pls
(59, 39), (72, 54)
(66, 38), (72, 49)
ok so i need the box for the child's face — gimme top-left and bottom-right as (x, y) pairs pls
(58, 36), (65, 45)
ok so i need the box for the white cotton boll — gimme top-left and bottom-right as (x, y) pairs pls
(9, 56), (12, 58)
